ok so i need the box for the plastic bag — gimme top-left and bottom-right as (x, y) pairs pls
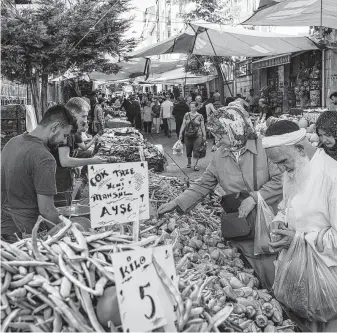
(194, 140), (207, 159)
(172, 140), (183, 156)
(273, 232), (337, 323)
(254, 192), (275, 255)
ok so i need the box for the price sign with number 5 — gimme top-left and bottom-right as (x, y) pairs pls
(112, 247), (169, 332)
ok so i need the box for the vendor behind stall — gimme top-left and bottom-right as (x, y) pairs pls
(263, 121), (337, 332)
(1, 105), (78, 243)
(52, 97), (104, 207)
(158, 104), (283, 288)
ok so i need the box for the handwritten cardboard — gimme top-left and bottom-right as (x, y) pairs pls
(112, 247), (167, 332)
(88, 162), (149, 228)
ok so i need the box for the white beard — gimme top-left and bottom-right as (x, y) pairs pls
(283, 154), (311, 202)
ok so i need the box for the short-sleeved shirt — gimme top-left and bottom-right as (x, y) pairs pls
(152, 104), (161, 118)
(1, 133), (57, 235)
(161, 100), (173, 118)
(51, 133), (83, 167)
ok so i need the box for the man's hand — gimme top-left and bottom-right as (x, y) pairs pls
(269, 220), (287, 242)
(92, 156), (106, 164)
(315, 227), (330, 252)
(157, 201), (177, 216)
(269, 226), (295, 252)
(238, 196), (256, 218)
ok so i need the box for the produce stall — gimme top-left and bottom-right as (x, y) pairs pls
(96, 128), (167, 172)
(0, 170), (307, 333)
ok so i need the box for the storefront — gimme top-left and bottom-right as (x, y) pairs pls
(252, 50), (323, 115)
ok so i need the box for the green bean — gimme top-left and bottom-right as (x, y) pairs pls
(2, 308), (20, 332)
(1, 271), (11, 294)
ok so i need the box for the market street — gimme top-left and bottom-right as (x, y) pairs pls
(2, 0), (337, 332)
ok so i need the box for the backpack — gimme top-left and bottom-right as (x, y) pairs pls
(185, 114), (199, 139)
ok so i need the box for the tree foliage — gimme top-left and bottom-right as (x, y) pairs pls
(1, 0), (136, 118)
(179, 0), (235, 99)
(180, 0), (232, 25)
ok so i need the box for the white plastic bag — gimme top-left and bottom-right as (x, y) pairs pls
(172, 140), (183, 156)
(273, 232), (337, 322)
(254, 192), (275, 255)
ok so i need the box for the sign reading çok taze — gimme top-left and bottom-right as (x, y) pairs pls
(89, 161), (149, 228)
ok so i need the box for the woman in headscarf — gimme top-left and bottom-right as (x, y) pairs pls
(316, 111), (337, 161)
(159, 104), (283, 289)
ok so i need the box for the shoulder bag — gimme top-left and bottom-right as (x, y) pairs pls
(220, 150), (258, 240)
(184, 114), (199, 139)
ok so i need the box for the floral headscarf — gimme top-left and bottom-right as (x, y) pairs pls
(316, 111), (337, 161)
(207, 104), (257, 151)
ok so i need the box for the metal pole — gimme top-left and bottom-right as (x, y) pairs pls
(205, 29), (233, 97)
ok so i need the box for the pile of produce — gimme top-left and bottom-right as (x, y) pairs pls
(1, 172), (297, 332)
(96, 128), (167, 172)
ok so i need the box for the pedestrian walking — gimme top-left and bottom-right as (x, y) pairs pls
(172, 96), (189, 137)
(142, 101), (153, 134)
(152, 98), (161, 134)
(92, 97), (105, 135)
(179, 101), (207, 170)
(161, 94), (174, 137)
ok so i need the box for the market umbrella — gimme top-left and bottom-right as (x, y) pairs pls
(128, 22), (318, 59)
(241, 0), (337, 30)
(89, 58), (185, 82)
(148, 67), (217, 85)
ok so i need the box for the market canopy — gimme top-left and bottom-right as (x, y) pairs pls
(128, 22), (318, 58)
(242, 0), (337, 30)
(89, 58), (185, 82)
(149, 67), (217, 85)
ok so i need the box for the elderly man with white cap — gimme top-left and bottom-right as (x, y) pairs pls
(262, 120), (337, 332)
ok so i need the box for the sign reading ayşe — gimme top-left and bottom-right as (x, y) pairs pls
(88, 161), (149, 228)
(112, 245), (178, 332)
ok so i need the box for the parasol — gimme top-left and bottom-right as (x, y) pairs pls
(242, 0), (337, 30)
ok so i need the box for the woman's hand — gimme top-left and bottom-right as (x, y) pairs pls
(157, 201), (177, 216)
(238, 196), (256, 218)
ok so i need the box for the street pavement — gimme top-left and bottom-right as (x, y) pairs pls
(144, 130), (214, 182)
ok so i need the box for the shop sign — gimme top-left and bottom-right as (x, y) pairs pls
(88, 161), (149, 228)
(112, 245), (178, 332)
(252, 54), (291, 70)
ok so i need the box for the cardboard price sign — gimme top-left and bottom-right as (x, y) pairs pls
(89, 161), (149, 228)
(112, 245), (178, 332)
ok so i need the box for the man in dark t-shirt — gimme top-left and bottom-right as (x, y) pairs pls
(51, 97), (105, 207)
(1, 105), (77, 242)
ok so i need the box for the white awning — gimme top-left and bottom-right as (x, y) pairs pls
(242, 0), (337, 30)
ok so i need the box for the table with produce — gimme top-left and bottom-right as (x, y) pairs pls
(96, 127), (167, 173)
(1, 167), (306, 333)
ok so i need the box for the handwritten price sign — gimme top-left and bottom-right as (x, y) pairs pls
(88, 161), (149, 228)
(112, 245), (178, 332)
